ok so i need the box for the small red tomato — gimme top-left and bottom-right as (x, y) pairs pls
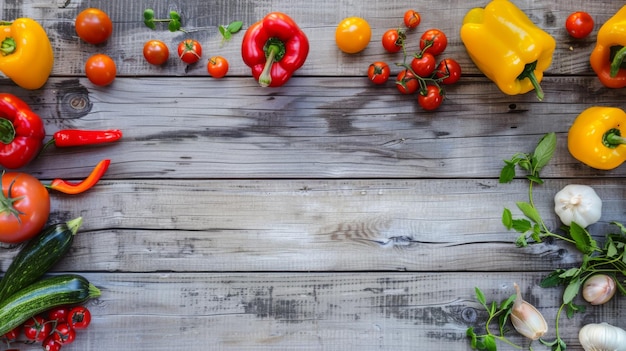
(68, 306), (92, 330)
(178, 39), (202, 64)
(85, 53), (116, 86)
(435, 58), (462, 85)
(207, 56), (229, 78)
(143, 40), (169, 65)
(418, 85), (444, 111)
(396, 69), (419, 95)
(367, 61), (390, 85)
(52, 323), (76, 345)
(48, 306), (71, 324)
(43, 335), (62, 351)
(381, 29), (404, 53)
(565, 11), (594, 39)
(403, 10), (421, 29)
(419, 29), (448, 56)
(411, 52), (436, 77)
(2, 325), (20, 341)
(75, 8), (113, 44)
(23, 315), (52, 342)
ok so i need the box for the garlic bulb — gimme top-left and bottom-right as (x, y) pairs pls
(510, 283), (548, 340)
(582, 274), (616, 305)
(579, 322), (626, 351)
(554, 184), (602, 228)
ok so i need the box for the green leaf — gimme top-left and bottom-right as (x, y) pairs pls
(499, 293), (516, 310)
(563, 277), (581, 304)
(532, 132), (556, 173)
(558, 267), (579, 278)
(515, 234), (528, 247)
(502, 208), (513, 230)
(169, 11), (181, 21)
(144, 20), (156, 30)
(526, 175), (544, 184)
(511, 218), (532, 233)
(143, 8), (155, 20)
(226, 20), (243, 33)
(607, 240), (618, 257)
(168, 19), (181, 32)
(475, 287), (486, 306)
(466, 327), (478, 349)
(516, 202), (542, 224)
(530, 224), (543, 243)
(569, 222), (598, 254)
(499, 163), (516, 183)
(540, 270), (565, 288)
(483, 335), (497, 351)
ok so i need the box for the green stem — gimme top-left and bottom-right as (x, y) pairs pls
(604, 128), (626, 148)
(517, 61), (544, 101)
(0, 37), (15, 56)
(610, 46), (626, 78)
(0, 118), (15, 144)
(258, 38), (286, 87)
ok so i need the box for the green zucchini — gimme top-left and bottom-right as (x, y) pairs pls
(0, 274), (100, 336)
(0, 217), (82, 303)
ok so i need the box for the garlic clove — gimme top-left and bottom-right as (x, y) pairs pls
(510, 283), (548, 340)
(582, 274), (616, 305)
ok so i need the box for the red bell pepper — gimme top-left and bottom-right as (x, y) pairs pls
(241, 12), (309, 87)
(0, 93), (45, 169)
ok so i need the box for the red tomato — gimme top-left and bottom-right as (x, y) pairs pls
(143, 40), (169, 65)
(381, 29), (404, 53)
(68, 306), (92, 330)
(178, 39), (202, 64)
(367, 61), (390, 85)
(23, 315), (52, 342)
(411, 52), (436, 77)
(418, 85), (444, 111)
(396, 70), (419, 95)
(2, 325), (20, 341)
(419, 29), (448, 56)
(565, 11), (594, 39)
(207, 56), (229, 78)
(52, 323), (76, 345)
(75, 8), (113, 44)
(85, 53), (117, 86)
(0, 173), (50, 244)
(435, 58), (462, 85)
(42, 335), (62, 351)
(48, 306), (71, 324)
(403, 10), (421, 29)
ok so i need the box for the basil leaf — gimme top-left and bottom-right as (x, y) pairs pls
(499, 163), (516, 183)
(226, 20), (243, 33)
(502, 208), (513, 230)
(563, 277), (581, 304)
(475, 287), (486, 306)
(516, 202), (542, 224)
(569, 222), (598, 254)
(532, 132), (556, 173)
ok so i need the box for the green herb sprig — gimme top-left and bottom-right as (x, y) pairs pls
(219, 21), (243, 45)
(143, 9), (184, 32)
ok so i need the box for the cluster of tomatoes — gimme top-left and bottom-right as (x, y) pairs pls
(143, 39), (229, 79)
(2, 305), (91, 351)
(368, 10), (462, 111)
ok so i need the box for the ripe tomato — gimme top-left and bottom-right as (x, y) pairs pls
(435, 58), (461, 85)
(178, 39), (202, 64)
(85, 53), (116, 86)
(419, 29), (448, 56)
(75, 8), (113, 45)
(396, 70), (419, 95)
(23, 315), (52, 342)
(2, 326), (20, 341)
(418, 85), (444, 111)
(52, 323), (76, 345)
(367, 61), (390, 85)
(403, 10), (421, 29)
(411, 52), (436, 77)
(335, 17), (371, 54)
(382, 29), (404, 53)
(0, 172), (50, 244)
(43, 335), (62, 351)
(207, 56), (229, 78)
(48, 305), (71, 324)
(565, 11), (594, 39)
(68, 306), (92, 330)
(143, 40), (169, 65)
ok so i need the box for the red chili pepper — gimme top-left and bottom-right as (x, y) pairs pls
(0, 93), (45, 169)
(241, 12), (309, 87)
(48, 159), (110, 195)
(52, 129), (122, 147)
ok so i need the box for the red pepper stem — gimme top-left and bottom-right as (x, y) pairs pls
(0, 37), (15, 56)
(604, 128), (626, 148)
(610, 46), (626, 78)
(0, 118), (15, 144)
(517, 61), (544, 101)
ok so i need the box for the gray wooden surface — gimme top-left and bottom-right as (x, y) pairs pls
(1, 0), (625, 350)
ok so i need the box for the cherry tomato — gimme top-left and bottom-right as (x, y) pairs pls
(419, 29), (448, 56)
(2, 326), (20, 341)
(411, 52), (436, 77)
(0, 172), (50, 244)
(48, 306), (71, 324)
(396, 70), (419, 95)
(23, 315), (52, 342)
(75, 8), (113, 45)
(143, 40), (169, 65)
(207, 56), (229, 78)
(43, 335), (62, 351)
(85, 53), (116, 86)
(68, 306), (92, 330)
(52, 323), (75, 345)
(418, 85), (444, 111)
(335, 17), (371, 54)
(565, 11), (594, 39)
(382, 29), (404, 53)
(435, 58), (462, 85)
(367, 61), (390, 85)
(403, 10), (421, 29)
(178, 39), (202, 64)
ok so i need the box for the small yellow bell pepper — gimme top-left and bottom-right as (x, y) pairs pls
(589, 5), (626, 88)
(0, 18), (54, 90)
(568, 107), (626, 170)
(460, 0), (556, 100)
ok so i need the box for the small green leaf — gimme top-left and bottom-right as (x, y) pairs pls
(558, 267), (579, 278)
(475, 287), (486, 306)
(499, 163), (516, 183)
(502, 208), (513, 230)
(169, 11), (181, 21)
(143, 8), (155, 20)
(532, 132), (557, 173)
(569, 222), (598, 254)
(515, 234), (528, 247)
(168, 19), (181, 32)
(144, 19), (156, 29)
(222, 30), (232, 40)
(540, 270), (565, 288)
(526, 174), (544, 184)
(467, 327), (478, 349)
(607, 241), (618, 257)
(483, 335), (497, 351)
(563, 277), (581, 304)
(516, 202), (542, 224)
(499, 293), (516, 310)
(530, 224), (542, 243)
(226, 20), (243, 33)
(511, 218), (532, 233)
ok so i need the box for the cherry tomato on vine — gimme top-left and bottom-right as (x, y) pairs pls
(207, 56), (229, 78)
(43, 335), (62, 351)
(52, 323), (76, 345)
(419, 29), (447, 56)
(23, 315), (52, 342)
(565, 11), (594, 39)
(143, 40), (169, 65)
(367, 61), (390, 85)
(177, 39), (202, 64)
(418, 85), (444, 111)
(69, 306), (92, 330)
(0, 172), (50, 244)
(48, 306), (71, 324)
(382, 29), (404, 53)
(411, 52), (436, 77)
(435, 58), (461, 85)
(85, 53), (116, 86)
(335, 17), (371, 54)
(75, 8), (113, 44)
(403, 10), (421, 29)
(396, 70), (419, 95)
(2, 326), (20, 341)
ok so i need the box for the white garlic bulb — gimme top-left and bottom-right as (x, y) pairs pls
(579, 323), (626, 351)
(554, 184), (602, 228)
(510, 283), (548, 340)
(582, 274), (616, 305)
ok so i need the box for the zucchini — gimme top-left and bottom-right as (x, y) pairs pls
(0, 217), (82, 303)
(0, 274), (100, 336)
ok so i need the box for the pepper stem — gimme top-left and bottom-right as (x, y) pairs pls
(259, 38), (286, 87)
(0, 37), (15, 56)
(603, 128), (626, 149)
(517, 61), (544, 101)
(0, 118), (15, 144)
(610, 46), (626, 78)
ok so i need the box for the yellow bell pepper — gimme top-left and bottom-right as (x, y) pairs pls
(568, 107), (626, 170)
(460, 0), (556, 100)
(0, 18), (54, 90)
(589, 5), (626, 88)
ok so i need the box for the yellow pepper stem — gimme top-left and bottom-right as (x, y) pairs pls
(604, 128), (626, 148)
(610, 46), (626, 78)
(517, 61), (544, 101)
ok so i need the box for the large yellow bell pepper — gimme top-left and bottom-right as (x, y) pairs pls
(460, 0), (556, 100)
(0, 18), (54, 90)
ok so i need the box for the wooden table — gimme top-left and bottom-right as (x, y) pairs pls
(1, 0), (625, 350)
